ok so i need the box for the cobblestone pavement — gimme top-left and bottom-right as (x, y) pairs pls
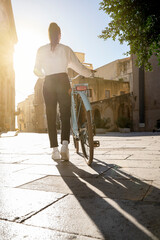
(0, 132), (160, 240)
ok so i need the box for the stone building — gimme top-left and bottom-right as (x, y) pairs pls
(95, 57), (133, 91)
(72, 76), (130, 103)
(91, 93), (132, 131)
(0, 0), (17, 131)
(72, 76), (130, 131)
(132, 55), (160, 131)
(17, 94), (35, 132)
(17, 100), (25, 131)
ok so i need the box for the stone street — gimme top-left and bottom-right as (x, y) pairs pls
(0, 132), (160, 240)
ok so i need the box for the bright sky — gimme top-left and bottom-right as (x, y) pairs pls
(12, 0), (129, 105)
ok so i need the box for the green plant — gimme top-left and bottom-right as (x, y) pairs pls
(95, 117), (111, 129)
(99, 0), (160, 71)
(116, 116), (131, 128)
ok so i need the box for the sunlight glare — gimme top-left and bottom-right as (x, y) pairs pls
(13, 29), (43, 104)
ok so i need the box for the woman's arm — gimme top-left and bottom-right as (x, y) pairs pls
(68, 48), (92, 78)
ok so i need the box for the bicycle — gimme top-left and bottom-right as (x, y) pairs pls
(71, 75), (100, 165)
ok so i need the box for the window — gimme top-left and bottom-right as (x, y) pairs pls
(105, 90), (110, 99)
(87, 89), (92, 98)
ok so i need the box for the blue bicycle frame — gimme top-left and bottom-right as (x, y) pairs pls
(71, 83), (92, 140)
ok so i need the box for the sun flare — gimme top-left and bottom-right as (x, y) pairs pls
(13, 29), (43, 103)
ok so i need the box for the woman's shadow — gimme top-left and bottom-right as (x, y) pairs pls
(56, 157), (160, 240)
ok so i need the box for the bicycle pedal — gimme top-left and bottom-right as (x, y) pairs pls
(93, 140), (100, 147)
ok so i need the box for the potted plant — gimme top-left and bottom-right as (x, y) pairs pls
(95, 117), (111, 134)
(116, 116), (131, 133)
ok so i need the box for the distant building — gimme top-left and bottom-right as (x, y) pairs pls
(72, 76), (130, 131)
(17, 94), (35, 132)
(0, 0), (18, 131)
(95, 57), (133, 92)
(91, 93), (132, 132)
(72, 76), (130, 103)
(132, 55), (160, 131)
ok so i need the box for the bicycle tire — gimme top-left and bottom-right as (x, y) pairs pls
(80, 110), (94, 165)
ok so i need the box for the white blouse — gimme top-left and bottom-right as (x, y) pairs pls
(34, 43), (92, 78)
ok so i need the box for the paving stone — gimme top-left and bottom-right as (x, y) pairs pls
(21, 156), (55, 165)
(0, 132), (160, 240)
(25, 195), (160, 240)
(0, 172), (46, 187)
(0, 187), (65, 222)
(105, 150), (160, 155)
(92, 159), (160, 168)
(102, 167), (160, 181)
(19, 174), (152, 201)
(0, 220), (96, 240)
(19, 175), (74, 194)
(93, 154), (130, 160)
(127, 153), (160, 161)
(143, 181), (160, 202)
(16, 162), (99, 178)
(20, 154), (86, 166)
(147, 147), (160, 151)
(0, 163), (30, 174)
(0, 155), (29, 164)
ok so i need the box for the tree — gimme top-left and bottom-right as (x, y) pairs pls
(99, 0), (160, 70)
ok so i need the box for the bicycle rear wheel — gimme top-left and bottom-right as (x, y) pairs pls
(80, 110), (94, 165)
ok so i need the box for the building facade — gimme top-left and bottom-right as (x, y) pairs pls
(91, 93), (132, 131)
(132, 55), (160, 131)
(72, 76), (130, 131)
(95, 57), (133, 91)
(0, 0), (17, 132)
(17, 94), (35, 132)
(72, 76), (130, 103)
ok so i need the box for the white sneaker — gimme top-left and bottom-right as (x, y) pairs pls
(52, 148), (61, 160)
(61, 145), (69, 161)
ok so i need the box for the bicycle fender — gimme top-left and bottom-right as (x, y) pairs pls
(78, 91), (92, 111)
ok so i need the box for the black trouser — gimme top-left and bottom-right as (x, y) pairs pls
(43, 73), (71, 148)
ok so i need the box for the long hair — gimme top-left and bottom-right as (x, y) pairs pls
(48, 22), (61, 51)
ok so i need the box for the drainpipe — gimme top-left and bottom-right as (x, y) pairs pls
(139, 66), (145, 127)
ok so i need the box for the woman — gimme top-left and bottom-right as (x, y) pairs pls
(34, 22), (94, 161)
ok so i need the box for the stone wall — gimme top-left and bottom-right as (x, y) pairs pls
(0, 0), (17, 131)
(72, 76), (130, 103)
(91, 93), (132, 131)
(132, 55), (160, 131)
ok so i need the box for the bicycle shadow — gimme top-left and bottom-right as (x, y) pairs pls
(56, 160), (160, 240)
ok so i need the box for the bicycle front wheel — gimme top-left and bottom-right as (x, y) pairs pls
(80, 110), (94, 165)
